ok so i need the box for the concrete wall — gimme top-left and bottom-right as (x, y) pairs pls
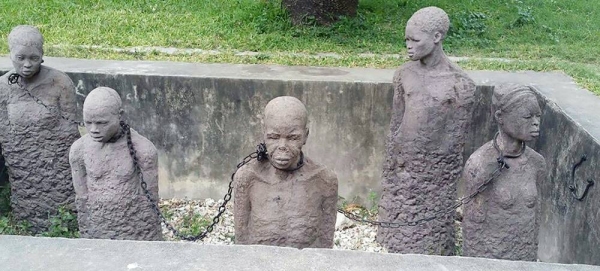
(0, 58), (599, 265)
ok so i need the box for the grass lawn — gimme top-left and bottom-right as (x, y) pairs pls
(0, 0), (599, 93)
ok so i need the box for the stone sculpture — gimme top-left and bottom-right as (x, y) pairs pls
(234, 96), (338, 249)
(377, 7), (476, 255)
(461, 84), (546, 261)
(0, 25), (80, 232)
(69, 87), (162, 240)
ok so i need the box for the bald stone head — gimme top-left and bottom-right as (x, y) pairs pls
(8, 25), (44, 78)
(404, 7), (450, 61)
(83, 87), (124, 143)
(263, 96), (309, 170)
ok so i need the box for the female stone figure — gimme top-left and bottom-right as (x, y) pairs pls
(0, 25), (79, 232)
(461, 84), (546, 261)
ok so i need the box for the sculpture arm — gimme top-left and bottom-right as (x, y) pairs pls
(233, 167), (252, 244)
(318, 172), (338, 248)
(135, 135), (160, 203)
(461, 154), (486, 224)
(389, 69), (406, 135)
(454, 77), (476, 134)
(535, 156), (548, 231)
(58, 75), (79, 125)
(69, 140), (89, 235)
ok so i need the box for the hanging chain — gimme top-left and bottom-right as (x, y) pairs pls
(338, 159), (508, 228)
(123, 121), (267, 242)
(7, 73), (84, 127)
(339, 132), (520, 228)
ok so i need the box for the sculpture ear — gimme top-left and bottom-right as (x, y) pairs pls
(433, 32), (443, 44)
(303, 128), (309, 145)
(119, 108), (124, 119)
(494, 110), (503, 125)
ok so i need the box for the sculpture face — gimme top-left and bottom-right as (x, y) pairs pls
(10, 44), (42, 78)
(264, 116), (307, 170)
(405, 25), (441, 61)
(262, 97), (309, 170)
(498, 95), (541, 142)
(83, 106), (121, 143)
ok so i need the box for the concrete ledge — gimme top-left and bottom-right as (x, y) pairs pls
(0, 235), (599, 271)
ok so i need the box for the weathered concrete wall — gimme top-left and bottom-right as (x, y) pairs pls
(2, 235), (599, 271)
(0, 58), (599, 265)
(0, 62), (394, 201)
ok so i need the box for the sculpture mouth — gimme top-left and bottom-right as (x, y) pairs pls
(530, 131), (540, 137)
(90, 135), (104, 141)
(273, 157), (290, 163)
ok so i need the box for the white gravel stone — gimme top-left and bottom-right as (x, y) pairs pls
(159, 198), (387, 252)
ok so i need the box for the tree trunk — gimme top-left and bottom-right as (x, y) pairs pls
(282, 0), (359, 25)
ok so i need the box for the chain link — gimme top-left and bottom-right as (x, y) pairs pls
(338, 156), (509, 228)
(123, 121), (266, 242)
(8, 73), (84, 127)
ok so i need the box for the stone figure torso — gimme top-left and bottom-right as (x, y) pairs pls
(393, 62), (474, 153)
(0, 66), (79, 232)
(378, 61), (475, 255)
(462, 142), (545, 261)
(234, 157), (338, 248)
(69, 130), (162, 241)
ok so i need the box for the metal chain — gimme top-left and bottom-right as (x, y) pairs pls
(338, 159), (507, 228)
(123, 120), (266, 242)
(7, 73), (84, 127)
(338, 136), (516, 228)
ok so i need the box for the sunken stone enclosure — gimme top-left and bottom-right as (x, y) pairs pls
(0, 57), (599, 265)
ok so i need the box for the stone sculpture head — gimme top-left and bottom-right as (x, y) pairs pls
(8, 25), (44, 79)
(493, 85), (541, 142)
(83, 87), (124, 143)
(263, 96), (309, 170)
(404, 6), (449, 61)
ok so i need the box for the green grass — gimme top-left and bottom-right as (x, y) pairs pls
(0, 0), (599, 92)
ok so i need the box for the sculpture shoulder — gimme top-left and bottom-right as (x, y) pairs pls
(0, 71), (14, 97)
(69, 134), (89, 161)
(394, 62), (418, 80)
(525, 147), (546, 170)
(0, 71), (11, 82)
(302, 157), (338, 188)
(130, 129), (158, 159)
(43, 66), (75, 87)
(234, 159), (262, 188)
(464, 141), (495, 172)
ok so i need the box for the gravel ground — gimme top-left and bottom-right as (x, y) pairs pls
(158, 198), (387, 252)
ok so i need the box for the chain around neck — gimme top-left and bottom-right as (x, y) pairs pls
(493, 131), (526, 159)
(269, 152), (305, 172)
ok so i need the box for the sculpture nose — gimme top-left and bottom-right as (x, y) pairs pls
(532, 116), (540, 127)
(89, 124), (99, 133)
